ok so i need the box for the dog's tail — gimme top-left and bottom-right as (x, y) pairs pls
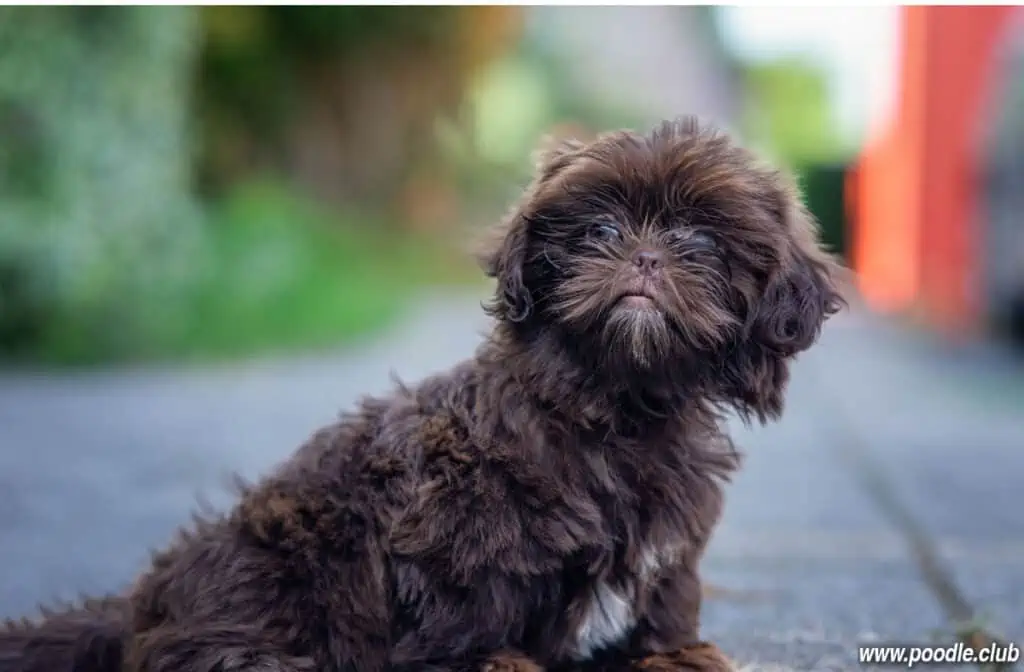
(0, 597), (130, 672)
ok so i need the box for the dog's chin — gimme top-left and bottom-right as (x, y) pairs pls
(599, 301), (677, 372)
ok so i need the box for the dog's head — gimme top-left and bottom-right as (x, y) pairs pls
(481, 117), (844, 422)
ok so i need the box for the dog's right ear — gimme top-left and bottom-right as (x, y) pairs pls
(480, 137), (585, 323)
(721, 178), (845, 423)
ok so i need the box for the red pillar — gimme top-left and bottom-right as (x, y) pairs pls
(850, 6), (928, 315)
(850, 6), (1013, 336)
(916, 6), (1013, 334)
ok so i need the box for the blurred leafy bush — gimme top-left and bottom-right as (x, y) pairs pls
(739, 56), (851, 260)
(0, 7), (205, 363)
(0, 7), (501, 365)
(196, 6), (522, 231)
(798, 163), (849, 259)
(437, 34), (650, 227)
(159, 180), (479, 363)
(740, 56), (845, 166)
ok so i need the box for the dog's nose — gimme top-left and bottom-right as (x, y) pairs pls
(632, 249), (663, 274)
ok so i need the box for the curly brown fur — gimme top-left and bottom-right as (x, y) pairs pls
(0, 117), (842, 672)
(0, 598), (128, 672)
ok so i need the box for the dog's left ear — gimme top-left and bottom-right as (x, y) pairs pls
(480, 137), (585, 323)
(723, 178), (845, 423)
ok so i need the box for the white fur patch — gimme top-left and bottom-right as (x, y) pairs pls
(572, 581), (635, 660)
(571, 542), (683, 660)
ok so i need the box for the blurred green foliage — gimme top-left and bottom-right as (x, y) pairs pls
(798, 163), (849, 259)
(195, 6), (507, 217)
(0, 7), (488, 366)
(198, 6), (456, 143)
(442, 39), (648, 222)
(0, 7), (205, 363)
(741, 57), (846, 166)
(739, 56), (851, 260)
(153, 180), (479, 364)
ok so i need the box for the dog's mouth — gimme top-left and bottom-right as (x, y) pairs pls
(618, 293), (656, 309)
(614, 282), (660, 310)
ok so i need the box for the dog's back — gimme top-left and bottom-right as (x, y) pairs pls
(0, 597), (128, 672)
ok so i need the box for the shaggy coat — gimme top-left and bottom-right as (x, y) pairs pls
(0, 117), (843, 672)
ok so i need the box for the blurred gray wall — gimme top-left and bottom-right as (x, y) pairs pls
(524, 6), (741, 129)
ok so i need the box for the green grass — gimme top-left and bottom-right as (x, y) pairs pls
(17, 180), (483, 366)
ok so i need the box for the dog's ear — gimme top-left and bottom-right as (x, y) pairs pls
(480, 212), (532, 322)
(722, 178), (845, 423)
(480, 137), (585, 323)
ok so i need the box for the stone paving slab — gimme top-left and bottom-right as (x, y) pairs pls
(703, 558), (961, 671)
(794, 311), (1024, 652)
(696, 314), (985, 669)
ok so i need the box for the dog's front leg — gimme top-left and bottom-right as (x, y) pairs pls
(572, 562), (733, 672)
(572, 640), (732, 672)
(566, 643), (731, 672)
(623, 645), (733, 672)
(624, 561), (733, 672)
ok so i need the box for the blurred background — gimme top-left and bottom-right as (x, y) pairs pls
(2, 5), (1023, 365)
(0, 4), (891, 366)
(1, 6), (1023, 668)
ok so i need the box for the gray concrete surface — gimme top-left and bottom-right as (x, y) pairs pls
(1, 291), (1022, 670)
(702, 309), (1024, 669)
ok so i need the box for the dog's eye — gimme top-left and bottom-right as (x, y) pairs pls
(688, 231), (718, 251)
(589, 221), (622, 242)
(669, 228), (718, 251)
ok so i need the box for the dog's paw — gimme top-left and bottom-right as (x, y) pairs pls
(481, 651), (544, 672)
(634, 643), (735, 672)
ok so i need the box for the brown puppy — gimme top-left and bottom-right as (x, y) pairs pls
(0, 117), (843, 672)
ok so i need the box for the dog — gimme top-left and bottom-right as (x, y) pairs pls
(0, 117), (843, 672)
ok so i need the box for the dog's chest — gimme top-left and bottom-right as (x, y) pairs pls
(569, 541), (680, 660)
(559, 434), (706, 660)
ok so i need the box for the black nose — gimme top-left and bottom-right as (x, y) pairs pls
(632, 249), (663, 273)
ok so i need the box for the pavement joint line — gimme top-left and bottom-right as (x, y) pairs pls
(803, 364), (1016, 672)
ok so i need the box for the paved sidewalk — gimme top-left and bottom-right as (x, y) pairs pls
(702, 308), (1024, 669)
(1, 292), (1022, 670)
